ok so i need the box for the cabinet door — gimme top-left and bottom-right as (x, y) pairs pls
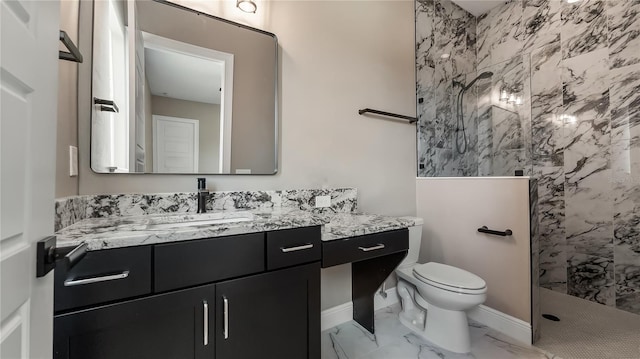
(54, 283), (215, 359)
(216, 262), (320, 359)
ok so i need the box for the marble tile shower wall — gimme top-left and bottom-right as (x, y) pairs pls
(54, 188), (358, 232)
(416, 0), (640, 314)
(416, 0), (479, 176)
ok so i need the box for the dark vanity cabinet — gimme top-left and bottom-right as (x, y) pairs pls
(53, 227), (321, 359)
(54, 283), (216, 359)
(215, 263), (319, 359)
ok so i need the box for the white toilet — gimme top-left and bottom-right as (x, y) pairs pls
(395, 223), (487, 353)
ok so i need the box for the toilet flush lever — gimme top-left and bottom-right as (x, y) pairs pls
(358, 243), (385, 252)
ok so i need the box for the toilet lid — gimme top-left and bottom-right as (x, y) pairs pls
(413, 262), (486, 290)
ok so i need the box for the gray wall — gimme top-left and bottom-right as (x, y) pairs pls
(150, 95), (221, 173)
(69, 0), (416, 310)
(56, 0), (80, 197)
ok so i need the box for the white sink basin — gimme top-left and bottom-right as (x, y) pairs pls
(147, 212), (254, 230)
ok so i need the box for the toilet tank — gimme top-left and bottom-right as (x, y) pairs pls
(399, 219), (423, 269)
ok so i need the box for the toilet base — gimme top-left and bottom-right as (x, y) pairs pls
(397, 279), (473, 354)
(424, 305), (471, 353)
(398, 305), (471, 354)
(398, 306), (425, 331)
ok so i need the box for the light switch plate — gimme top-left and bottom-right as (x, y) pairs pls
(315, 195), (331, 208)
(69, 145), (78, 177)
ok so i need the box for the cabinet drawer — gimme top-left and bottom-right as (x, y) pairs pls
(154, 233), (265, 292)
(321, 229), (408, 268)
(266, 226), (321, 270)
(54, 246), (152, 313)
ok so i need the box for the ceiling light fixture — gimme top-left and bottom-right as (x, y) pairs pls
(237, 0), (257, 13)
(500, 89), (509, 101)
(515, 96), (523, 105)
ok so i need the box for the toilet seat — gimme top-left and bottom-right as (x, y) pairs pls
(413, 262), (486, 295)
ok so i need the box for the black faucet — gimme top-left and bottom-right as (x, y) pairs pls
(197, 178), (209, 213)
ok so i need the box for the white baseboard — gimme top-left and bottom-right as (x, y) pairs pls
(321, 302), (353, 331)
(321, 287), (400, 331)
(467, 305), (532, 345)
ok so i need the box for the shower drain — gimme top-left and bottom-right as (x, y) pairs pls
(542, 314), (560, 321)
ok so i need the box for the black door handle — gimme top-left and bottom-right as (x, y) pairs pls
(36, 236), (88, 277)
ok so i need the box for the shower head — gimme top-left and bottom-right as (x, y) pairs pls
(461, 71), (493, 92)
(477, 71), (493, 79)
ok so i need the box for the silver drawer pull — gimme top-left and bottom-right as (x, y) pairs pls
(358, 244), (385, 252)
(203, 300), (209, 346)
(63, 271), (129, 287)
(280, 243), (313, 253)
(223, 296), (229, 339)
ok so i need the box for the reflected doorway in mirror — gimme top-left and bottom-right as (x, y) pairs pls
(142, 32), (233, 173)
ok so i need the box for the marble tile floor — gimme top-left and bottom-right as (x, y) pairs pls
(536, 288), (640, 359)
(321, 303), (555, 359)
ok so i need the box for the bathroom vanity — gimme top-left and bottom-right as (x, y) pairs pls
(51, 190), (420, 358)
(53, 226), (321, 359)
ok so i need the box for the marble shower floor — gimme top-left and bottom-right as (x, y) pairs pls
(321, 304), (554, 359)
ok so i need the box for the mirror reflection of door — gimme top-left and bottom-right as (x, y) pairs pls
(141, 32), (233, 173)
(92, 0), (129, 173)
(152, 115), (199, 173)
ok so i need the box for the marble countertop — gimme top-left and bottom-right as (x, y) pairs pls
(319, 212), (422, 242)
(56, 208), (422, 251)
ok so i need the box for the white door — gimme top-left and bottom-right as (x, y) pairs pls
(91, 0), (129, 173)
(152, 115), (199, 173)
(1, 0), (59, 358)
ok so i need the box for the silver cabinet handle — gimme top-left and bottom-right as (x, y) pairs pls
(203, 300), (209, 346)
(63, 270), (129, 287)
(280, 243), (313, 253)
(358, 244), (385, 252)
(223, 296), (229, 339)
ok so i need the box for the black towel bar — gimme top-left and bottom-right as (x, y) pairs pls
(94, 97), (120, 113)
(477, 226), (512, 237)
(59, 30), (83, 63)
(358, 108), (417, 123)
